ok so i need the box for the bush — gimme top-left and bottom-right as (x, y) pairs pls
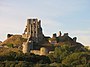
(7, 44), (14, 48)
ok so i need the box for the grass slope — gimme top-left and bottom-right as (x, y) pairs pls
(0, 35), (27, 46)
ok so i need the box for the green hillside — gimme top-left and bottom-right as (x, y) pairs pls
(0, 35), (27, 46)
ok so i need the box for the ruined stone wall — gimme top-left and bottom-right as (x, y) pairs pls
(22, 42), (30, 53)
(22, 40), (33, 53)
(22, 18), (44, 43)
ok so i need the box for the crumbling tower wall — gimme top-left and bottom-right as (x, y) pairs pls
(22, 19), (44, 43)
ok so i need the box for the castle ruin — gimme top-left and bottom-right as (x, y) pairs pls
(22, 19), (45, 53)
(22, 19), (44, 43)
(22, 18), (78, 54)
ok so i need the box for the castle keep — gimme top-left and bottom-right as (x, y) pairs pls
(22, 19), (44, 43)
(22, 19), (45, 54)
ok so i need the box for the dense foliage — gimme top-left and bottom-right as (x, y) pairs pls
(0, 51), (50, 67)
(48, 45), (90, 67)
(0, 44), (90, 67)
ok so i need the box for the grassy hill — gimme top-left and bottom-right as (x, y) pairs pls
(0, 35), (27, 46)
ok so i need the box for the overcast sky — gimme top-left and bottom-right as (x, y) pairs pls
(0, 0), (90, 46)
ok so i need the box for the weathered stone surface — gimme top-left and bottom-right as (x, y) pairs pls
(22, 19), (44, 43)
(22, 19), (45, 53)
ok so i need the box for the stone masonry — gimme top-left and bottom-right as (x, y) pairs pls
(22, 19), (45, 53)
(22, 19), (44, 43)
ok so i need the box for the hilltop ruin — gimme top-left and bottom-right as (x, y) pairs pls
(0, 18), (84, 55)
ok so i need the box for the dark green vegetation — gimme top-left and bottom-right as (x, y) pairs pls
(0, 44), (90, 67)
(48, 45), (90, 67)
(0, 51), (50, 67)
(0, 34), (90, 67)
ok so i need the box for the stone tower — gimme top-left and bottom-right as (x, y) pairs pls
(22, 37), (32, 53)
(22, 18), (44, 43)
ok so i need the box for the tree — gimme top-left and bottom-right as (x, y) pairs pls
(48, 53), (55, 63)
(62, 52), (90, 66)
(53, 45), (71, 63)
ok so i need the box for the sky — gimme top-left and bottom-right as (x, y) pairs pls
(0, 0), (90, 46)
